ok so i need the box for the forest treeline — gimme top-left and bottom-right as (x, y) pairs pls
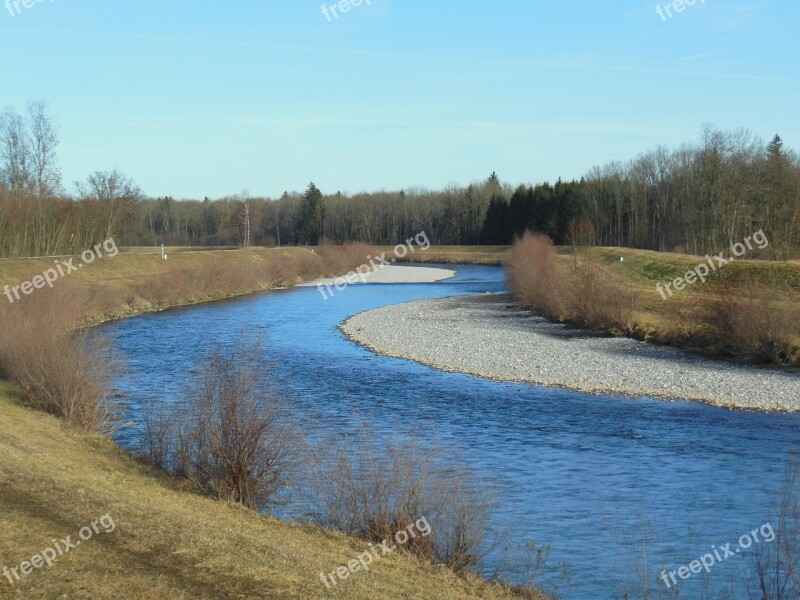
(1, 100), (798, 258)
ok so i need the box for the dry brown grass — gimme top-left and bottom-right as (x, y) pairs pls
(701, 283), (799, 365)
(0, 381), (541, 600)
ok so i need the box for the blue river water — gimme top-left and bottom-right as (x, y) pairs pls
(104, 265), (800, 599)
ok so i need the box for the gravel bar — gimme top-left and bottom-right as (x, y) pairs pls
(299, 265), (456, 286)
(340, 293), (800, 411)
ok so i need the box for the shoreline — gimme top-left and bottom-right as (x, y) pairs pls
(340, 293), (800, 412)
(299, 264), (457, 287)
(91, 265), (458, 327)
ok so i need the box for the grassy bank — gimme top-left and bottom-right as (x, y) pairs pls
(0, 244), (377, 431)
(380, 245), (510, 266)
(0, 381), (529, 600)
(508, 235), (800, 366)
(561, 245), (800, 364)
(0, 245), (371, 326)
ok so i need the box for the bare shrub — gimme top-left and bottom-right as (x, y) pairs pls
(703, 284), (797, 365)
(134, 246), (377, 309)
(139, 398), (173, 469)
(318, 241), (374, 275)
(261, 253), (294, 288)
(315, 242), (349, 275)
(142, 341), (299, 510)
(506, 232), (564, 320)
(748, 462), (800, 599)
(493, 541), (567, 600)
(507, 232), (636, 334)
(0, 245), (376, 433)
(296, 251), (325, 280)
(566, 253), (636, 334)
(308, 426), (496, 573)
(564, 220), (626, 333)
(9, 331), (117, 431)
(0, 283), (118, 431)
(137, 256), (265, 307)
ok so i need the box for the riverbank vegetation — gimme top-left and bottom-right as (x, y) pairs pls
(507, 232), (800, 366)
(0, 380), (542, 599)
(380, 245), (510, 265)
(0, 245), (373, 431)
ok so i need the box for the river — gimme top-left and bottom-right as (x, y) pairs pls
(105, 264), (800, 599)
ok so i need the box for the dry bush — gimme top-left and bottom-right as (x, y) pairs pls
(662, 301), (708, 348)
(749, 462), (800, 600)
(308, 427), (496, 574)
(260, 254), (295, 288)
(0, 245), (376, 433)
(507, 542), (567, 600)
(317, 242), (374, 275)
(507, 232), (636, 335)
(137, 270), (182, 306)
(506, 232), (565, 320)
(9, 332), (117, 431)
(702, 284), (798, 365)
(296, 251), (325, 280)
(142, 341), (299, 510)
(136, 246), (377, 309)
(140, 400), (172, 470)
(0, 283), (117, 431)
(136, 257), (255, 307)
(315, 243), (349, 275)
(565, 253), (636, 334)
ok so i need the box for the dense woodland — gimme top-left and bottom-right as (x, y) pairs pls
(1, 101), (798, 259)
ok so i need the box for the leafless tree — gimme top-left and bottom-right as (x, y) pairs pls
(75, 169), (142, 239)
(26, 100), (61, 197)
(0, 107), (30, 191)
(238, 194), (251, 247)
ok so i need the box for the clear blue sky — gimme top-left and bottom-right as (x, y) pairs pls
(1, 1), (798, 198)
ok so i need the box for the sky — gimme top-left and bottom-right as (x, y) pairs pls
(1, 0), (798, 199)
